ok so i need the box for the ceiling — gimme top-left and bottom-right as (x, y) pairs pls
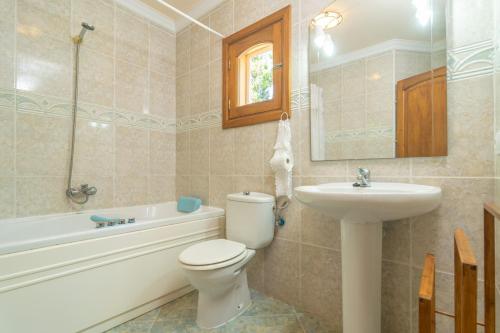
(318, 0), (446, 56)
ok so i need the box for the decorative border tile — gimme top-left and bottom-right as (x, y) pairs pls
(326, 127), (394, 143)
(14, 90), (175, 132)
(176, 111), (222, 132)
(0, 89), (15, 108)
(115, 110), (176, 132)
(175, 89), (304, 132)
(448, 40), (494, 81)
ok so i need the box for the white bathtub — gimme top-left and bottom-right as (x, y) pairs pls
(0, 202), (225, 333)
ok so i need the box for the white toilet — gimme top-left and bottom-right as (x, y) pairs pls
(178, 192), (275, 328)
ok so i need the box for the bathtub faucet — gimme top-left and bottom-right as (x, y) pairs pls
(91, 215), (136, 228)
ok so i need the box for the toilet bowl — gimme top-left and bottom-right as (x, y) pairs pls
(178, 192), (275, 328)
(179, 239), (256, 328)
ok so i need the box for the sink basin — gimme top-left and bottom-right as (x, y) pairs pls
(294, 182), (442, 333)
(294, 182), (442, 222)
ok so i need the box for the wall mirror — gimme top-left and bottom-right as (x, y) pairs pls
(223, 6), (291, 128)
(309, 0), (447, 161)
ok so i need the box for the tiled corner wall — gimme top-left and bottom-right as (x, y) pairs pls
(175, 0), (496, 331)
(0, 0), (176, 218)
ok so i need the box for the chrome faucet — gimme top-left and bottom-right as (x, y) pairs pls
(353, 168), (371, 187)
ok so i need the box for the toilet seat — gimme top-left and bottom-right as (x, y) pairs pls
(179, 239), (248, 271)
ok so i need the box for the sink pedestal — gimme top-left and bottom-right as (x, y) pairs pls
(341, 220), (382, 333)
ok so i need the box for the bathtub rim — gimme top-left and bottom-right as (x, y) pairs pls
(0, 202), (225, 256)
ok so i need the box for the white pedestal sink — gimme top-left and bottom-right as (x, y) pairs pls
(294, 182), (442, 333)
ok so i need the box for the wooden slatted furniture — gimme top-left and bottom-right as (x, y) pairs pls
(418, 203), (499, 332)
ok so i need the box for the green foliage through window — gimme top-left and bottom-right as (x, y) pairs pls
(248, 50), (273, 103)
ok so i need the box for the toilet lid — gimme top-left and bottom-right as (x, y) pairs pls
(178, 239), (246, 266)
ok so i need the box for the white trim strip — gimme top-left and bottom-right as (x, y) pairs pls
(311, 39), (439, 72)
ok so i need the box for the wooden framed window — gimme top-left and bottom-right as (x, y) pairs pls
(222, 6), (291, 128)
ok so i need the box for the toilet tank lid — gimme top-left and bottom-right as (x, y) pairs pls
(227, 192), (275, 203)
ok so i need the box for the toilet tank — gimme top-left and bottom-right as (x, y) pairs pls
(226, 192), (275, 249)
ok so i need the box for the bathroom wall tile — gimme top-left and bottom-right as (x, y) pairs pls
(71, 0), (114, 57)
(115, 176), (148, 207)
(366, 52), (394, 93)
(176, 29), (190, 77)
(189, 65), (209, 115)
(149, 71), (175, 119)
(346, 159), (410, 178)
(209, 60), (222, 112)
(73, 119), (114, 177)
(264, 238), (300, 305)
(209, 126), (234, 175)
(115, 5), (149, 67)
(382, 261), (410, 333)
(234, 0), (291, 32)
(17, 0), (70, 43)
(411, 177), (494, 277)
(0, 0), (15, 90)
(175, 175), (190, 199)
(71, 174), (114, 210)
(16, 113), (71, 176)
(176, 131), (190, 175)
(149, 24), (176, 78)
(449, 0), (493, 49)
(176, 74), (190, 120)
(190, 16), (210, 69)
(234, 124), (264, 175)
(300, 244), (342, 331)
(209, 0), (234, 61)
(16, 176), (69, 217)
(382, 219), (410, 263)
(247, 249), (265, 292)
(190, 175), (209, 204)
(300, 109), (348, 177)
(78, 48), (114, 107)
(150, 130), (176, 176)
(301, 207), (341, 250)
(233, 176), (264, 194)
(0, 108), (14, 177)
(209, 175), (234, 208)
(412, 76), (494, 177)
(115, 126), (149, 177)
(189, 128), (209, 175)
(16, 33), (72, 99)
(148, 176), (175, 203)
(0, 177), (15, 218)
(115, 59), (148, 114)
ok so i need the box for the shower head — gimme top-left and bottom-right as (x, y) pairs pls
(77, 22), (95, 42)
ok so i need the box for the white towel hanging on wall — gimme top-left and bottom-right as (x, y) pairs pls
(270, 116), (294, 198)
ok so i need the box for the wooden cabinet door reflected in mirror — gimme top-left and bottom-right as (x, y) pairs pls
(308, 0), (447, 161)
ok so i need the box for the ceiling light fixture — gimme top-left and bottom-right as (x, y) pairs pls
(312, 11), (343, 30)
(412, 0), (432, 26)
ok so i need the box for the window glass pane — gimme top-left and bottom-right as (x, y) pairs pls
(237, 43), (274, 106)
(248, 49), (273, 104)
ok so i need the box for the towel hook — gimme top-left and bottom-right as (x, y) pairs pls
(280, 112), (289, 121)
